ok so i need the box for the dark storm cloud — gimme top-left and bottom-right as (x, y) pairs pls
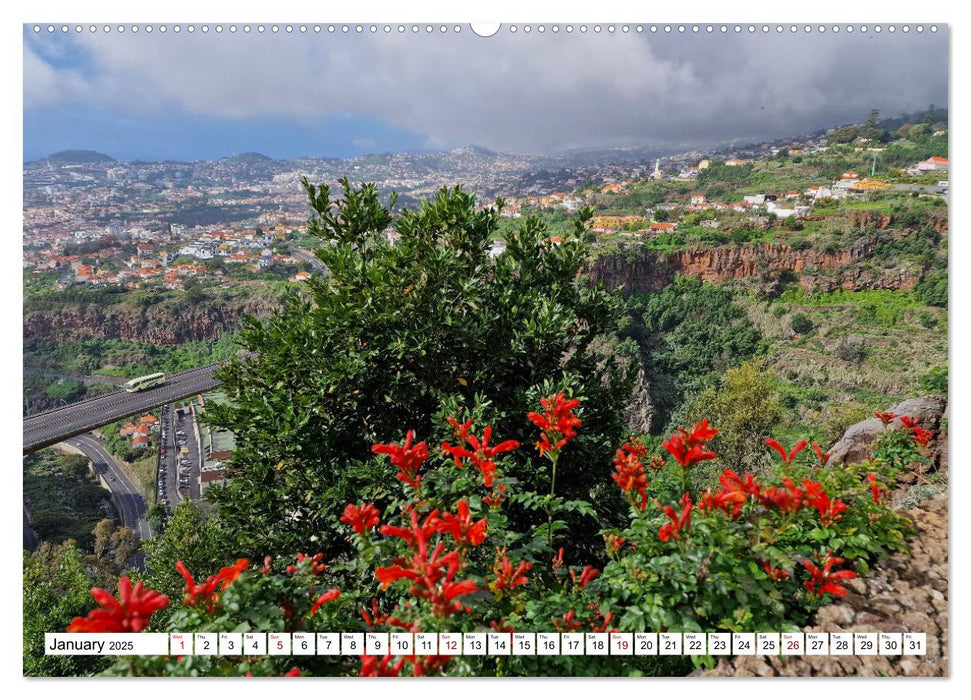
(24, 26), (948, 153)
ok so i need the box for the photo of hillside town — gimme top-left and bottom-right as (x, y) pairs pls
(23, 23), (948, 678)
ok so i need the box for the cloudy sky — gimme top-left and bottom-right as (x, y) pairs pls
(23, 25), (948, 161)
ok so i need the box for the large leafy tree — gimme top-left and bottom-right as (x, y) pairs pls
(205, 179), (638, 559)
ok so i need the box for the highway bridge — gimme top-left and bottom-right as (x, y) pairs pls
(23, 364), (222, 454)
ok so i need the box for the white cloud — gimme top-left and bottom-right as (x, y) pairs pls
(23, 29), (948, 153)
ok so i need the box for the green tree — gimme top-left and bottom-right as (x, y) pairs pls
(205, 179), (637, 559)
(23, 542), (111, 676)
(790, 313), (814, 335)
(92, 518), (114, 560)
(146, 502), (170, 534)
(862, 108), (889, 143)
(828, 125), (861, 145)
(110, 526), (139, 567)
(687, 360), (784, 475)
(142, 502), (230, 624)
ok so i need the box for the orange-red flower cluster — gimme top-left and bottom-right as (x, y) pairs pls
(287, 552), (326, 576)
(891, 415), (933, 448)
(360, 654), (406, 677)
(442, 419), (519, 488)
(376, 509), (478, 618)
(760, 559), (790, 581)
(866, 473), (887, 504)
(662, 420), (718, 469)
(759, 478), (805, 516)
(658, 493), (693, 542)
(372, 430), (430, 491)
(341, 502), (382, 536)
(802, 553), (856, 597)
(490, 547), (533, 592)
(875, 410), (898, 425)
(570, 564), (600, 590)
(699, 469), (761, 517)
(67, 577), (169, 633)
(433, 499), (488, 548)
(604, 533), (626, 553)
(912, 427), (933, 446)
(309, 588), (341, 616)
(552, 609), (583, 632)
(611, 439), (650, 511)
(528, 392), (582, 457)
(803, 480), (849, 526)
(176, 559), (249, 614)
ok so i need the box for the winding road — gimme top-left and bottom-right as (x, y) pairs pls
(65, 434), (151, 542)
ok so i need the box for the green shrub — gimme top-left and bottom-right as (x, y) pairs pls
(790, 313), (814, 335)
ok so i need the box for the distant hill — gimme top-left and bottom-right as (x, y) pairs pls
(40, 150), (115, 164)
(222, 152), (276, 165)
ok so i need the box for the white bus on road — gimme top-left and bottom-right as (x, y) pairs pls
(124, 372), (166, 392)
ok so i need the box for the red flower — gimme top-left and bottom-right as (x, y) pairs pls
(866, 473), (886, 504)
(489, 619), (517, 634)
(570, 564), (600, 590)
(379, 508), (441, 549)
(285, 668), (301, 677)
(912, 427), (933, 447)
(604, 533), (626, 553)
(759, 478), (804, 516)
(341, 502), (382, 535)
(898, 415), (919, 431)
(592, 609), (615, 633)
(662, 420), (718, 469)
(442, 422), (519, 488)
(482, 485), (507, 510)
(287, 552), (326, 577)
(811, 442), (832, 467)
(760, 559), (790, 581)
(67, 576), (169, 633)
(658, 493), (693, 542)
(553, 609), (583, 632)
(803, 480), (849, 526)
(719, 469), (762, 498)
(309, 588), (341, 616)
(700, 469), (761, 517)
(217, 558), (250, 587)
(802, 553), (856, 597)
(376, 510), (477, 618)
(490, 547), (532, 592)
(432, 499), (488, 547)
(360, 599), (390, 628)
(698, 488), (746, 517)
(874, 411), (898, 426)
(373, 430), (430, 491)
(551, 547), (565, 572)
(611, 439), (650, 511)
(175, 559), (249, 614)
(766, 438), (808, 465)
(528, 392), (582, 457)
(360, 654), (406, 677)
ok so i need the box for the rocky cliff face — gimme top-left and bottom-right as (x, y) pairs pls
(23, 295), (277, 346)
(586, 237), (925, 296)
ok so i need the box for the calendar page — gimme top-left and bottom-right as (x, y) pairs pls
(20, 3), (950, 683)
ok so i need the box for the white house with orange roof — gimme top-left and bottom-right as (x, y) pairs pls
(917, 156), (949, 172)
